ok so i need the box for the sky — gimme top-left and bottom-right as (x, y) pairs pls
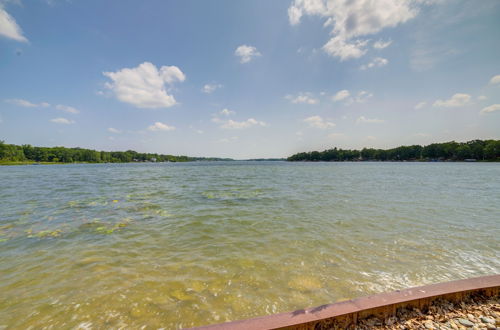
(0, 0), (499, 159)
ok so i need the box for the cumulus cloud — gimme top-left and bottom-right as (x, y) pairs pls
(202, 83), (222, 94)
(323, 36), (368, 60)
(56, 104), (79, 114)
(147, 122), (176, 131)
(288, 0), (420, 60)
(219, 118), (267, 129)
(414, 101), (427, 109)
(220, 108), (235, 116)
(285, 92), (319, 104)
(108, 127), (121, 134)
(433, 93), (471, 107)
(103, 62), (185, 109)
(332, 89), (350, 101)
(304, 115), (335, 129)
(355, 90), (373, 103)
(356, 116), (385, 124)
(5, 99), (49, 107)
(332, 90), (373, 104)
(0, 6), (27, 42)
(373, 39), (392, 49)
(490, 75), (500, 85)
(477, 95), (487, 101)
(50, 117), (74, 125)
(235, 45), (261, 63)
(480, 104), (500, 114)
(360, 57), (388, 70)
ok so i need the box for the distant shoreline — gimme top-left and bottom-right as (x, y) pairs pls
(287, 139), (500, 162)
(2, 159), (499, 166)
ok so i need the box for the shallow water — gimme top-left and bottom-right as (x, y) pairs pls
(0, 161), (499, 329)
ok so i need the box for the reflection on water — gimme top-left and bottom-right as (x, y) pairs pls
(0, 161), (499, 328)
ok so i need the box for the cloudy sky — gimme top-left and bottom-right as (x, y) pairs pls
(1, 0), (499, 159)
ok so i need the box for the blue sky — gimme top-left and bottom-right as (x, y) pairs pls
(1, 0), (499, 159)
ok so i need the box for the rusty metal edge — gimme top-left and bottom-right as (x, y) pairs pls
(190, 274), (500, 330)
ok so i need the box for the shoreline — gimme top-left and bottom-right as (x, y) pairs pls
(2, 159), (500, 166)
(193, 275), (500, 330)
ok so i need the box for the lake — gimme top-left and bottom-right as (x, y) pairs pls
(0, 161), (499, 328)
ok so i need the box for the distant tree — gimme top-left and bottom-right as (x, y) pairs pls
(287, 139), (500, 162)
(484, 140), (500, 160)
(455, 145), (472, 160)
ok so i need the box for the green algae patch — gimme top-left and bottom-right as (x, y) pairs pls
(201, 189), (263, 201)
(27, 229), (63, 238)
(93, 219), (132, 235)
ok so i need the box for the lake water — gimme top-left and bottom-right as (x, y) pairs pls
(0, 162), (499, 329)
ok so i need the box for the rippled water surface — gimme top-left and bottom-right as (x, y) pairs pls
(0, 162), (499, 328)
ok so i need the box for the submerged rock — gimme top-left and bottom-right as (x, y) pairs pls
(170, 289), (192, 301)
(287, 276), (322, 292)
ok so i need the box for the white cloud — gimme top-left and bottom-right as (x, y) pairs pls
(414, 101), (427, 109)
(304, 115), (335, 129)
(219, 118), (267, 129)
(288, 2), (305, 25)
(285, 92), (319, 104)
(107, 127), (121, 134)
(147, 122), (176, 131)
(0, 6), (27, 42)
(333, 90), (373, 105)
(220, 108), (235, 116)
(235, 45), (261, 63)
(477, 95), (487, 101)
(332, 89), (350, 102)
(288, 0), (420, 60)
(373, 39), (392, 49)
(56, 104), (79, 114)
(103, 62), (185, 109)
(5, 98), (49, 107)
(360, 57), (388, 70)
(355, 90), (373, 103)
(480, 104), (500, 114)
(489, 75), (500, 85)
(323, 36), (368, 60)
(433, 93), (471, 107)
(356, 116), (385, 124)
(50, 117), (74, 125)
(202, 83), (222, 94)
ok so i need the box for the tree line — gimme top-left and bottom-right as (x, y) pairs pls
(287, 140), (500, 162)
(0, 141), (196, 163)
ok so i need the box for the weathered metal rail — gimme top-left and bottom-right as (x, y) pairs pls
(192, 274), (500, 330)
